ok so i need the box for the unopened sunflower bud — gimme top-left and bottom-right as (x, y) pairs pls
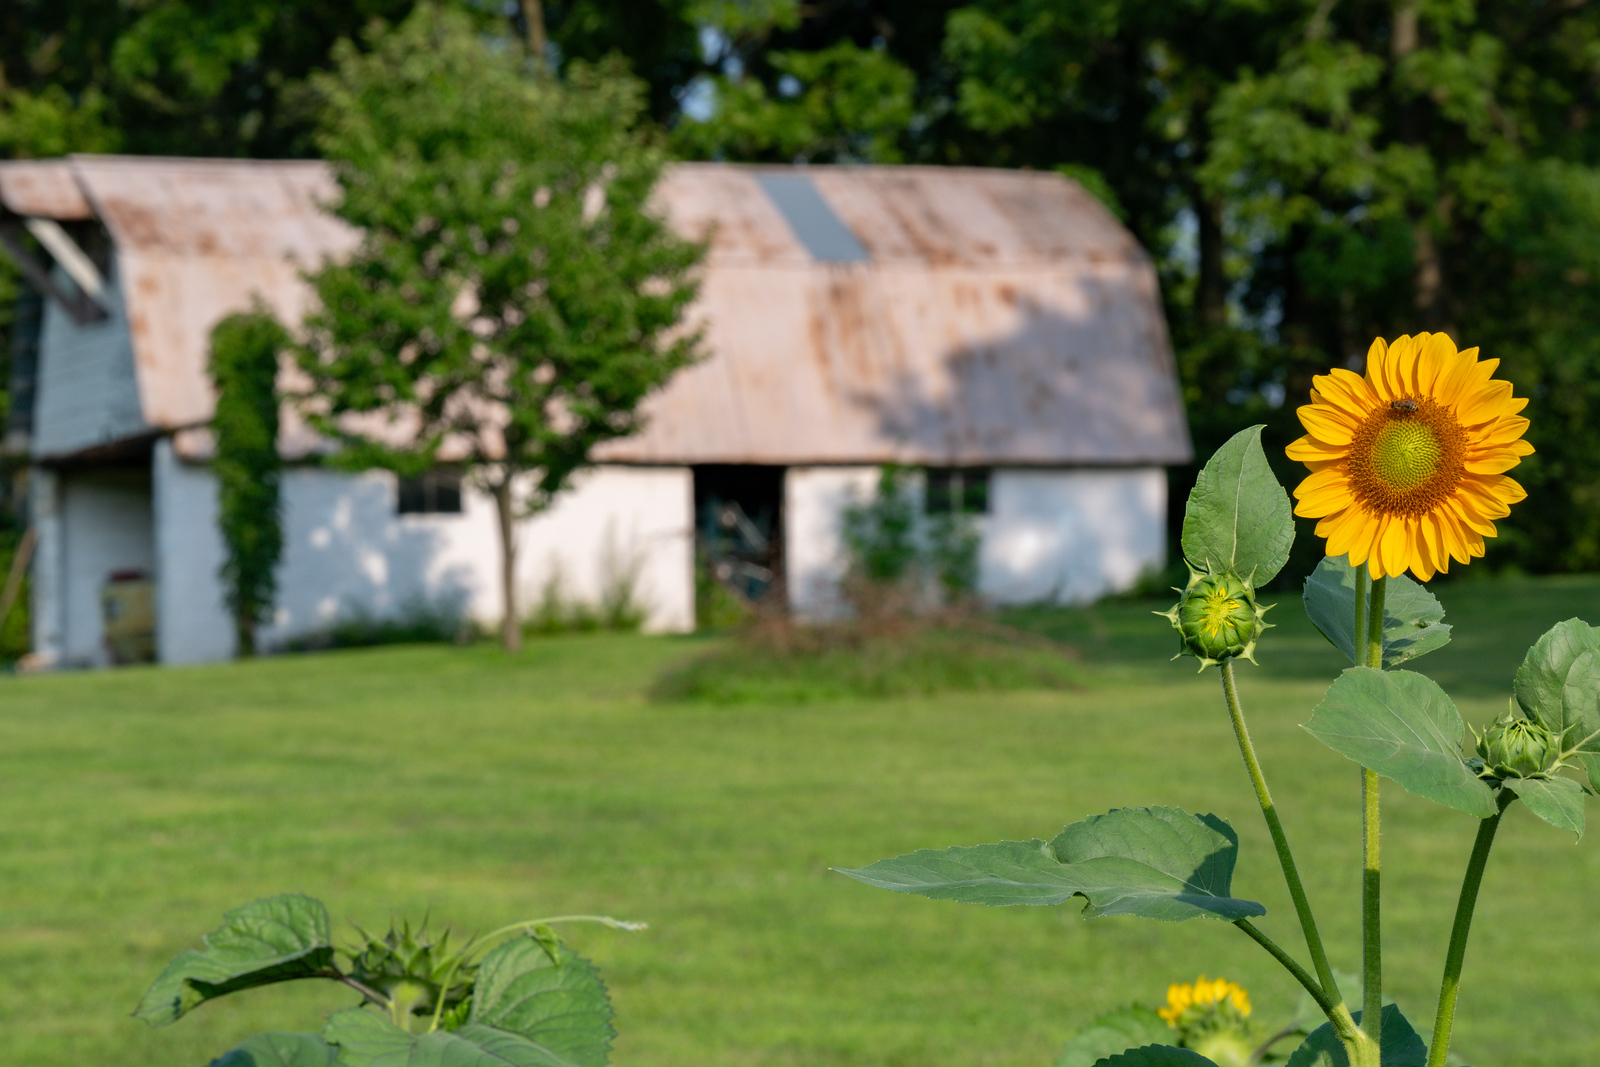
(1158, 569), (1272, 670)
(1474, 713), (1561, 779)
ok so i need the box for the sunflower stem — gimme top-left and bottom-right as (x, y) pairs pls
(1425, 790), (1514, 1067)
(1352, 565), (1370, 668)
(1361, 573), (1386, 1051)
(1364, 574), (1386, 671)
(1220, 661), (1344, 1008)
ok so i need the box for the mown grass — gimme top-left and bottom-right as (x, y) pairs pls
(651, 616), (1084, 702)
(1, 574), (1597, 1066)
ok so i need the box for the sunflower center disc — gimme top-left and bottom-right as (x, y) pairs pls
(1347, 396), (1469, 518)
(1371, 419), (1444, 491)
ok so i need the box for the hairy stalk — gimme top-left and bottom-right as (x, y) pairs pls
(1361, 575), (1387, 1050)
(1352, 567), (1370, 666)
(330, 971), (389, 1008)
(1219, 661), (1343, 1005)
(1235, 920), (1376, 1067)
(1233, 920), (1333, 1016)
(1425, 791), (1514, 1067)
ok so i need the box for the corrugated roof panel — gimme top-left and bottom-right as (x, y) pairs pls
(600, 256), (1188, 466)
(0, 155), (1188, 466)
(65, 158), (359, 431)
(651, 165), (809, 265)
(753, 173), (870, 262)
(807, 167), (1140, 267)
(0, 159), (92, 219)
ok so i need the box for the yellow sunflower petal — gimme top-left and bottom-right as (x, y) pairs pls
(1456, 379), (1518, 427)
(1345, 509), (1382, 568)
(1408, 523), (1436, 581)
(1431, 345), (1483, 408)
(1320, 506), (1370, 558)
(1434, 510), (1472, 565)
(1370, 335), (1415, 400)
(1446, 496), (1500, 536)
(1419, 512), (1447, 575)
(1479, 414), (1532, 446)
(1286, 435), (1349, 463)
(1297, 403), (1358, 445)
(1464, 448), (1529, 475)
(1458, 478), (1516, 518)
(1461, 355), (1501, 392)
(1361, 336), (1389, 389)
(1377, 515), (1415, 578)
(1412, 333), (1457, 395)
(1492, 474), (1528, 504)
(1313, 367), (1380, 414)
(1294, 467), (1352, 516)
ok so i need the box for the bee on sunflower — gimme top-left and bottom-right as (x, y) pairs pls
(1286, 333), (1533, 581)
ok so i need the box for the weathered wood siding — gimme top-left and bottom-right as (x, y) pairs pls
(32, 263), (147, 459)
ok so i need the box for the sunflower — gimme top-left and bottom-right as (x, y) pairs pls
(1287, 333), (1532, 581)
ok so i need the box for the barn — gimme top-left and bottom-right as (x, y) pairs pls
(0, 155), (1190, 667)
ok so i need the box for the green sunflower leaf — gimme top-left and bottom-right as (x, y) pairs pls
(1513, 620), (1600, 789)
(1502, 776), (1585, 837)
(1284, 1004), (1425, 1067)
(1302, 558), (1451, 667)
(469, 937), (615, 1067)
(835, 807), (1265, 922)
(1181, 425), (1294, 586)
(1304, 668), (1497, 817)
(1055, 1006), (1171, 1067)
(1087, 1046), (1220, 1067)
(135, 894), (335, 1026)
(324, 1008), (589, 1067)
(208, 1032), (337, 1067)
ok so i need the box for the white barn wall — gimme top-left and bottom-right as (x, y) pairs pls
(35, 465), (156, 667)
(783, 465), (880, 619)
(154, 438), (234, 663)
(259, 463), (694, 643)
(782, 464), (1167, 616)
(979, 467), (1166, 604)
(152, 452), (695, 662)
(508, 466), (695, 634)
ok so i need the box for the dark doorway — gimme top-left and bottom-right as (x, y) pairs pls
(693, 465), (785, 608)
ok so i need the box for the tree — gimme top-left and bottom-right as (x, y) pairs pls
(1199, 0), (1600, 573)
(296, 4), (706, 651)
(210, 307), (288, 657)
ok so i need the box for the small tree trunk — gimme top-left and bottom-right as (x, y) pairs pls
(236, 614), (256, 659)
(493, 476), (523, 652)
(520, 0), (547, 63)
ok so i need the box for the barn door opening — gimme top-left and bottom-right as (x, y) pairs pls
(692, 465), (784, 618)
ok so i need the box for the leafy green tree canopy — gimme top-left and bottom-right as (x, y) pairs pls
(297, 3), (706, 650)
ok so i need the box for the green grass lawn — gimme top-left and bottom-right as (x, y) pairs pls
(3, 574), (1598, 1066)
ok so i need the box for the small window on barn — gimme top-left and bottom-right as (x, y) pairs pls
(925, 468), (990, 515)
(397, 469), (463, 515)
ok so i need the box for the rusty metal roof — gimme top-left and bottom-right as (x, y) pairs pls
(0, 159), (93, 219)
(600, 163), (1188, 465)
(0, 155), (1189, 466)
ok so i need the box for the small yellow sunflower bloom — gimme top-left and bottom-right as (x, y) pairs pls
(1158, 975), (1251, 1025)
(1287, 333), (1533, 581)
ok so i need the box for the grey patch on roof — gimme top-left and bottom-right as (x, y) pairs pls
(754, 173), (870, 263)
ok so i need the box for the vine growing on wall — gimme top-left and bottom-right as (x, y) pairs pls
(209, 306), (287, 657)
